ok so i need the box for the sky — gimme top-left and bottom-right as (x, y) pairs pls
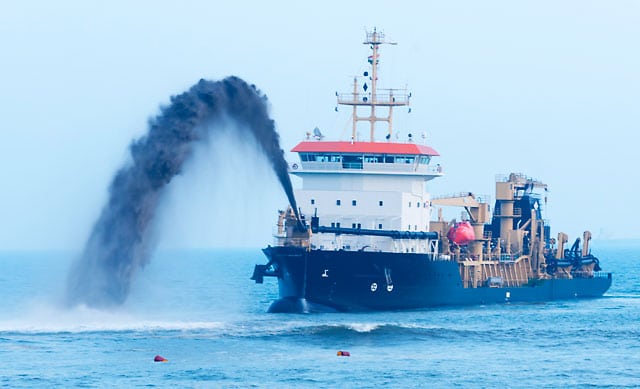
(1, 0), (639, 250)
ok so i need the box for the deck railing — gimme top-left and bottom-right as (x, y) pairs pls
(337, 89), (410, 106)
(295, 161), (442, 175)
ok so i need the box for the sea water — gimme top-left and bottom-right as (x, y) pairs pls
(1, 241), (639, 388)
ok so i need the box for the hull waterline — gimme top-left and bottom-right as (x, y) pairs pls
(261, 246), (612, 313)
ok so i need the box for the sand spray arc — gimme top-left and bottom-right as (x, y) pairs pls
(66, 77), (299, 308)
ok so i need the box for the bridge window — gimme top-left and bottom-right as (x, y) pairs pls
(364, 155), (383, 163)
(342, 155), (363, 169)
(419, 156), (431, 164)
(303, 153), (340, 162)
(393, 156), (415, 164)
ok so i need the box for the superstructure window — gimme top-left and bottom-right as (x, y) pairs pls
(352, 223), (356, 229)
(364, 155), (383, 163)
(393, 156), (415, 164)
(311, 199), (315, 205)
(417, 202), (420, 208)
(336, 199), (341, 206)
(352, 200), (357, 206)
(378, 224), (383, 229)
(305, 153), (320, 161)
(409, 202), (412, 207)
(379, 200), (384, 206)
(303, 153), (338, 162)
(342, 155), (363, 169)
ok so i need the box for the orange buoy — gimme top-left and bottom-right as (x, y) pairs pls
(336, 351), (350, 357)
(154, 355), (168, 362)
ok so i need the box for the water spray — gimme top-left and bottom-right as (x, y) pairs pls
(66, 77), (299, 308)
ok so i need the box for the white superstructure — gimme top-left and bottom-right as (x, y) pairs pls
(289, 141), (442, 253)
(280, 28), (444, 254)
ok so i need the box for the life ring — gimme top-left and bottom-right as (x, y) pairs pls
(292, 163), (298, 170)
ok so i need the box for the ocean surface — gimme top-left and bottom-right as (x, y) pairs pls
(1, 240), (639, 388)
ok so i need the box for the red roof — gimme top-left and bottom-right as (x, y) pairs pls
(291, 141), (440, 156)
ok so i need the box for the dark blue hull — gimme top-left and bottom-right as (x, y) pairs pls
(260, 246), (612, 312)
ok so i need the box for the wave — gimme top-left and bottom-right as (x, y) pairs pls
(605, 293), (640, 299)
(0, 314), (479, 341)
(236, 321), (488, 342)
(0, 320), (227, 335)
(4, 317), (639, 345)
(4, 300), (638, 343)
(228, 319), (640, 344)
(0, 303), (226, 335)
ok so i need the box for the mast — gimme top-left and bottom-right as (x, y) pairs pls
(337, 28), (410, 142)
(369, 30), (380, 142)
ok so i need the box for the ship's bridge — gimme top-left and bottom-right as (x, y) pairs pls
(290, 141), (442, 178)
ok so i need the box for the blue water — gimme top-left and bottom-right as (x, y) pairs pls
(1, 241), (639, 388)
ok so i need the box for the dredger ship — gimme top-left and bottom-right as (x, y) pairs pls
(251, 29), (612, 312)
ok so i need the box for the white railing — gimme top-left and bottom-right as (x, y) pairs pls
(337, 90), (410, 106)
(295, 161), (443, 175)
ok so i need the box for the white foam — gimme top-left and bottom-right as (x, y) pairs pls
(345, 322), (382, 332)
(0, 301), (226, 334)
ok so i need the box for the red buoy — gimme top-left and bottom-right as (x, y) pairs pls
(154, 355), (168, 362)
(337, 351), (350, 357)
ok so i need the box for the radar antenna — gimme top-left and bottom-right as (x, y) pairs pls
(312, 127), (325, 140)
